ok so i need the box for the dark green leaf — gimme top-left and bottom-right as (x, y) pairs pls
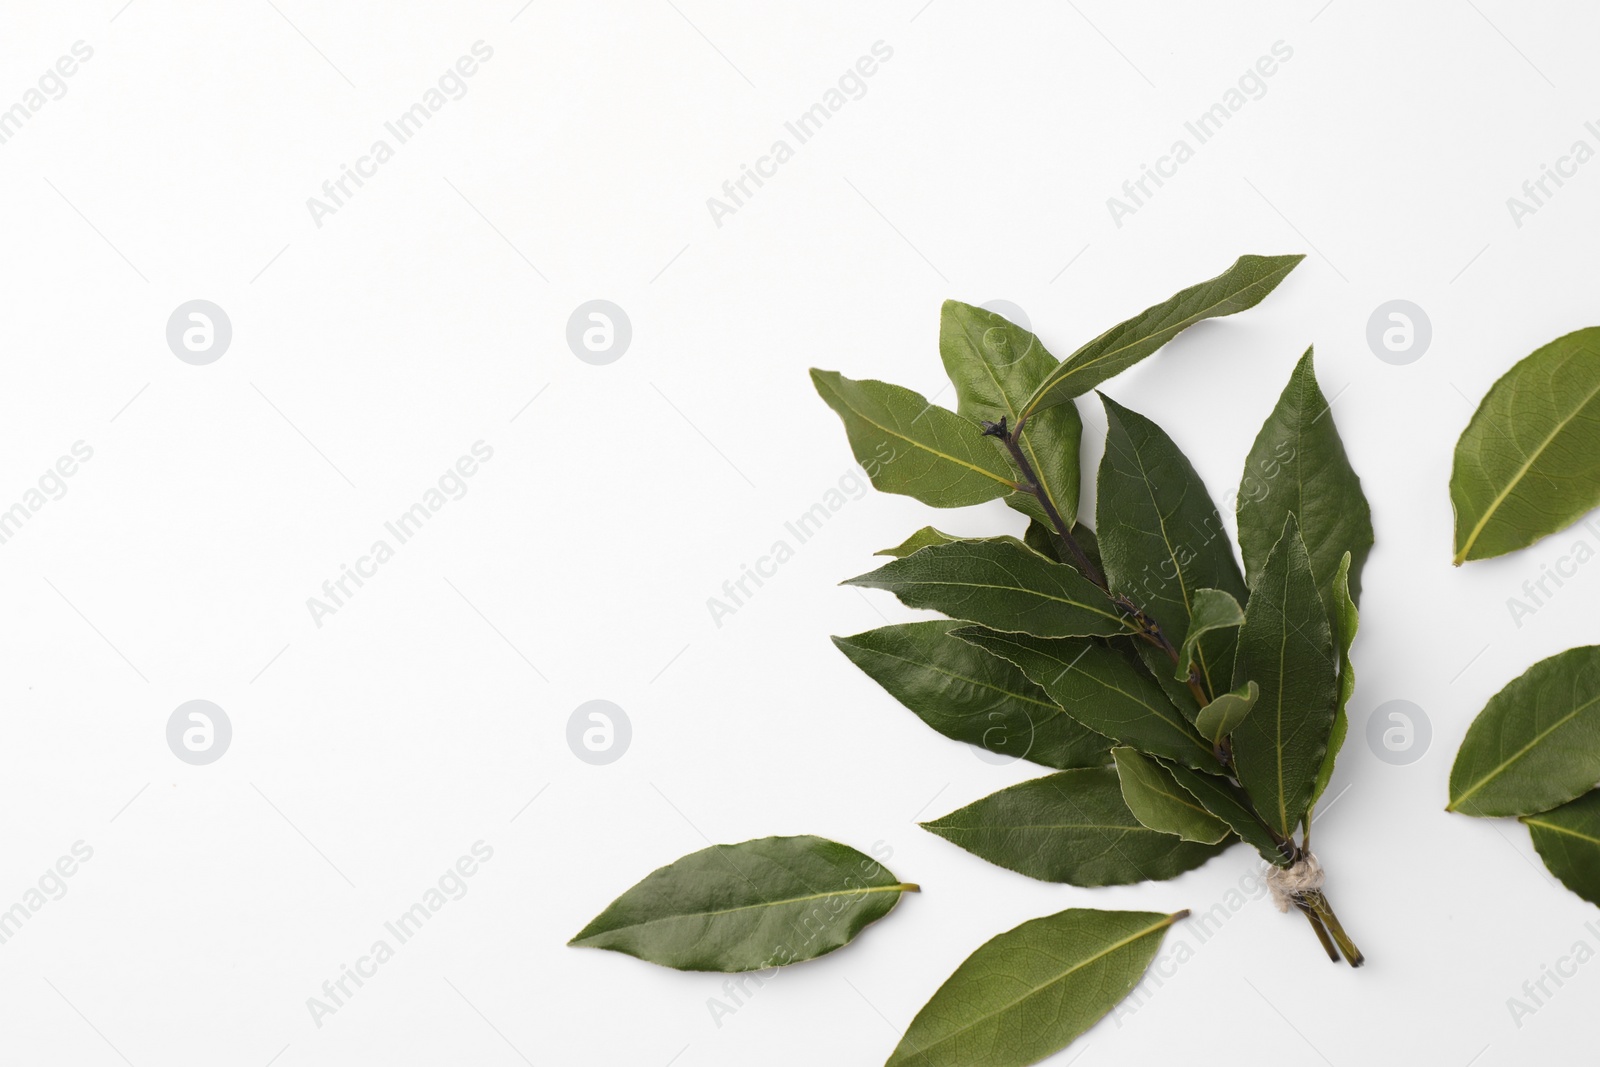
(1021, 254), (1304, 417)
(1113, 747), (1230, 844)
(844, 539), (1135, 639)
(1237, 348), (1374, 633)
(1098, 395), (1249, 699)
(1448, 646), (1600, 817)
(1451, 328), (1600, 564)
(811, 369), (1017, 508)
(1311, 553), (1357, 807)
(1162, 759), (1288, 867)
(921, 768), (1228, 885)
(570, 836), (916, 971)
(877, 527), (961, 558)
(939, 300), (1082, 526)
(1195, 681), (1259, 747)
(953, 627), (1215, 769)
(831, 621), (1111, 770)
(1229, 517), (1338, 839)
(1524, 790), (1600, 906)
(885, 908), (1187, 1067)
(1176, 588), (1245, 682)
(1024, 519), (1102, 574)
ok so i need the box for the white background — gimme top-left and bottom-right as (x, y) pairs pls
(0, 2), (1596, 1064)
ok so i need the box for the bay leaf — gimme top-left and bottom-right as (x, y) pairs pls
(1021, 253), (1304, 418)
(1162, 759), (1289, 867)
(1451, 328), (1600, 564)
(920, 768), (1228, 885)
(832, 621), (1111, 769)
(570, 836), (916, 971)
(1524, 789), (1600, 907)
(1194, 681), (1260, 746)
(844, 539), (1135, 639)
(1448, 645), (1600, 818)
(1310, 552), (1357, 807)
(886, 908), (1187, 1067)
(811, 369), (1017, 508)
(1175, 588), (1245, 683)
(1113, 747), (1230, 844)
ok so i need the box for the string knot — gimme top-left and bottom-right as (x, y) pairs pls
(1265, 852), (1325, 913)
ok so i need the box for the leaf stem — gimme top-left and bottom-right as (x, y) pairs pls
(1302, 889), (1363, 967)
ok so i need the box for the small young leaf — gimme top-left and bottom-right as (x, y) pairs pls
(569, 836), (916, 972)
(921, 768), (1229, 885)
(939, 300), (1083, 527)
(1310, 552), (1357, 807)
(1451, 328), (1600, 564)
(1238, 349), (1374, 625)
(953, 628), (1215, 769)
(1113, 747), (1230, 844)
(1098, 396), (1250, 699)
(1229, 516), (1338, 840)
(1524, 790), (1600, 907)
(1020, 253), (1304, 418)
(1162, 759), (1289, 867)
(1195, 681), (1260, 746)
(1448, 646), (1600, 817)
(831, 621), (1111, 770)
(885, 908), (1188, 1067)
(876, 527), (961, 558)
(1175, 588), (1245, 682)
(811, 369), (1017, 508)
(844, 539), (1135, 639)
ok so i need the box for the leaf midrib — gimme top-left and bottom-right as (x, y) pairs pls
(576, 883), (913, 938)
(817, 374), (1019, 490)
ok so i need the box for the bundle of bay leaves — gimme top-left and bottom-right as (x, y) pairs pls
(572, 254), (1374, 1066)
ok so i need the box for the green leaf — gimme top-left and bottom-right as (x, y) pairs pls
(921, 768), (1228, 885)
(877, 527), (961, 558)
(811, 369), (1017, 508)
(1448, 646), (1600, 817)
(953, 627), (1216, 769)
(1113, 747), (1230, 844)
(1237, 348), (1374, 633)
(569, 836), (916, 971)
(1175, 588), (1245, 683)
(1023, 519), (1102, 574)
(1020, 253), (1304, 418)
(1524, 790), (1600, 907)
(939, 300), (1083, 527)
(1162, 759), (1288, 867)
(1452, 328), (1600, 564)
(1098, 395), (1250, 699)
(1311, 552), (1357, 807)
(1195, 681), (1259, 747)
(831, 621), (1111, 770)
(885, 908), (1187, 1067)
(844, 539), (1135, 639)
(1229, 516), (1338, 840)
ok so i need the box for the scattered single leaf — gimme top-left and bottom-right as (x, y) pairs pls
(1229, 517), (1338, 840)
(953, 627), (1215, 769)
(921, 768), (1228, 885)
(885, 908), (1187, 1067)
(1098, 395), (1250, 699)
(811, 369), (1016, 508)
(832, 621), (1111, 769)
(1448, 646), (1600, 817)
(844, 539), (1135, 639)
(1195, 681), (1260, 747)
(1524, 789), (1600, 907)
(1175, 588), (1245, 683)
(1021, 253), (1304, 418)
(1113, 747), (1230, 844)
(1451, 328), (1600, 564)
(569, 836), (916, 971)
(1237, 349), (1374, 623)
